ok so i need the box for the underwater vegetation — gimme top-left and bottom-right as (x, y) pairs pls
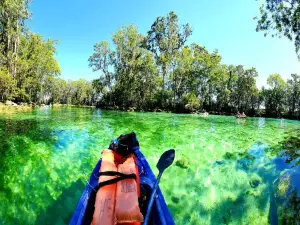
(0, 108), (299, 224)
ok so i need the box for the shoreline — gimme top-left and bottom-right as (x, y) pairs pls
(0, 102), (95, 112)
(99, 106), (300, 121)
(1, 102), (299, 120)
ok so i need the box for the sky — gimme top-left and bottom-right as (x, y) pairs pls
(27, 0), (300, 87)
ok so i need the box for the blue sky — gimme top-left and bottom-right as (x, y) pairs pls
(27, 0), (300, 87)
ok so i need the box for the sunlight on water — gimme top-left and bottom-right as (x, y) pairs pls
(0, 107), (299, 225)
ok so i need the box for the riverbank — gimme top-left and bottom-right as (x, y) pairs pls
(0, 101), (95, 113)
(1, 101), (299, 120)
(100, 105), (300, 120)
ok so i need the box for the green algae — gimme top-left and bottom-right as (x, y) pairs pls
(175, 156), (189, 169)
(0, 107), (299, 224)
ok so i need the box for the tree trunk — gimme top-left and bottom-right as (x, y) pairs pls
(173, 73), (176, 108)
(162, 64), (166, 91)
(161, 64), (167, 107)
(291, 91), (296, 115)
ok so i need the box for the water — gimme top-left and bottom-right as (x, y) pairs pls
(0, 107), (299, 225)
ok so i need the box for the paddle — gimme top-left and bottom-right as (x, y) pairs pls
(143, 149), (175, 225)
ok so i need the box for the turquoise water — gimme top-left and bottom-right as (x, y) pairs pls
(0, 107), (299, 225)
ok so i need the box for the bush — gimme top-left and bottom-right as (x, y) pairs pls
(182, 93), (200, 112)
(13, 88), (30, 103)
(153, 90), (173, 109)
(0, 68), (16, 102)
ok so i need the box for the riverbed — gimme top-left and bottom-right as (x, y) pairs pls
(0, 107), (299, 224)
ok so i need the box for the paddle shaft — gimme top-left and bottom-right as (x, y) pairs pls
(143, 172), (162, 225)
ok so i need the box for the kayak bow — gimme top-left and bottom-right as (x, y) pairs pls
(70, 147), (175, 225)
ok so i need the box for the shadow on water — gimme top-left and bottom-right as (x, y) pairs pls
(217, 128), (300, 225)
(0, 114), (100, 224)
(0, 118), (57, 189)
(209, 193), (248, 225)
(0, 118), (56, 155)
(167, 191), (250, 224)
(35, 179), (85, 225)
(277, 128), (300, 167)
(249, 128), (300, 224)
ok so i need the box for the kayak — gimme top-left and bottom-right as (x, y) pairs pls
(69, 147), (175, 225)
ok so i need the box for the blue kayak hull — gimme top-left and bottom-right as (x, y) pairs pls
(70, 149), (175, 225)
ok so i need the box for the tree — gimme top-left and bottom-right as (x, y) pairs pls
(182, 92), (200, 112)
(88, 41), (115, 105)
(83, 11), (299, 118)
(212, 64), (231, 112)
(70, 79), (93, 105)
(0, 0), (30, 76)
(287, 73), (300, 116)
(0, 67), (15, 101)
(91, 78), (105, 106)
(230, 66), (259, 113)
(112, 25), (144, 107)
(144, 11), (192, 106)
(189, 44), (222, 111)
(256, 0), (300, 58)
(42, 77), (68, 104)
(172, 46), (193, 105)
(17, 34), (60, 102)
(135, 51), (159, 109)
(112, 25), (159, 109)
(264, 73), (287, 116)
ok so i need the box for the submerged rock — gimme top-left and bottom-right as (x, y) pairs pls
(175, 157), (189, 169)
(249, 175), (261, 188)
(245, 189), (259, 197)
(249, 179), (260, 188)
(171, 196), (180, 204)
(223, 152), (237, 160)
(215, 160), (225, 165)
(236, 159), (252, 171)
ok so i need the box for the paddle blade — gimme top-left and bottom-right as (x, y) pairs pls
(157, 149), (175, 173)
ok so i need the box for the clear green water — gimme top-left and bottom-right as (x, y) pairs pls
(0, 107), (299, 225)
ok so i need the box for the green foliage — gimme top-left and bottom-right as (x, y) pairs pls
(0, 5), (299, 117)
(280, 128), (300, 167)
(43, 77), (67, 104)
(145, 11), (192, 107)
(0, 67), (15, 101)
(17, 34), (60, 102)
(112, 25), (148, 108)
(0, 0), (30, 75)
(262, 74), (287, 116)
(287, 74), (300, 116)
(69, 79), (93, 105)
(0, 1), (63, 104)
(88, 25), (159, 109)
(182, 93), (200, 112)
(153, 90), (173, 109)
(233, 67), (259, 112)
(84, 11), (300, 117)
(175, 156), (189, 169)
(88, 41), (115, 105)
(256, 0), (300, 58)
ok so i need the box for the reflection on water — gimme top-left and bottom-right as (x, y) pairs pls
(258, 117), (265, 129)
(0, 107), (299, 225)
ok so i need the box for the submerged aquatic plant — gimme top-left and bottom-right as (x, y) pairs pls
(280, 129), (300, 167)
(274, 169), (300, 225)
(0, 108), (300, 224)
